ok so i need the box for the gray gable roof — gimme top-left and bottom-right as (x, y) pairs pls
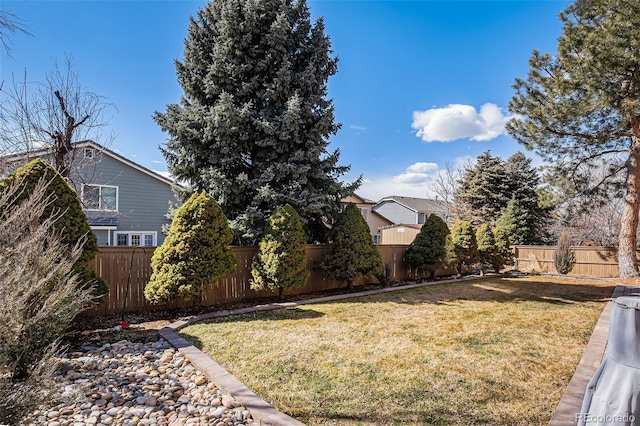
(2, 140), (180, 189)
(377, 195), (448, 214)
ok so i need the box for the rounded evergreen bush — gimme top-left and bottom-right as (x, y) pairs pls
(145, 192), (236, 304)
(0, 158), (107, 298)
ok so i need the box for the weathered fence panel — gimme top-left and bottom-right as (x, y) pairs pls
(513, 245), (620, 278)
(85, 245), (416, 317)
(85, 244), (627, 317)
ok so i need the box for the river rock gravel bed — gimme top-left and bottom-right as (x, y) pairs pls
(28, 338), (258, 426)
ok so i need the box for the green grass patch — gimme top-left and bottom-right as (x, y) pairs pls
(180, 276), (613, 425)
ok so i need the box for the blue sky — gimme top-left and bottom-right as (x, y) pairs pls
(1, 0), (571, 201)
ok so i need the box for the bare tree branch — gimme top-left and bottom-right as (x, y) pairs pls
(0, 55), (116, 182)
(0, 10), (31, 56)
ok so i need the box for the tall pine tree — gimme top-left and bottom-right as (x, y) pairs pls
(507, 0), (640, 277)
(455, 151), (508, 225)
(155, 0), (357, 244)
(455, 150), (551, 242)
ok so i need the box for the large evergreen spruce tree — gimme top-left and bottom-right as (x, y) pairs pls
(145, 192), (236, 304)
(455, 150), (550, 243)
(507, 0), (640, 277)
(323, 203), (383, 289)
(155, 0), (357, 244)
(251, 204), (308, 299)
(405, 214), (450, 279)
(455, 151), (509, 225)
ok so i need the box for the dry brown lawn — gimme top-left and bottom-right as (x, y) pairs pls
(180, 276), (614, 425)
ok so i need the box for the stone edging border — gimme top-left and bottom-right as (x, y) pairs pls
(157, 275), (482, 425)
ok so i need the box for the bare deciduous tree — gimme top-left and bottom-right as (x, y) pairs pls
(428, 161), (459, 215)
(0, 55), (115, 184)
(0, 10), (30, 56)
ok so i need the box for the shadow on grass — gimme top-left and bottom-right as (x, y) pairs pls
(181, 276), (614, 328)
(198, 306), (325, 325)
(323, 276), (616, 308)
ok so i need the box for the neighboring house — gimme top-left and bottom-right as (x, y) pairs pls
(373, 195), (449, 227)
(0, 141), (180, 247)
(371, 196), (451, 245)
(341, 193), (392, 244)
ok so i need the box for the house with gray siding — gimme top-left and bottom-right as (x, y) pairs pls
(1, 141), (180, 246)
(373, 195), (449, 227)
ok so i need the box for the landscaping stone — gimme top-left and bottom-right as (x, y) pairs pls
(29, 338), (258, 425)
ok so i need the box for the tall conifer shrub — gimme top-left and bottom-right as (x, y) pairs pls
(0, 158), (107, 298)
(405, 214), (450, 279)
(251, 204), (308, 299)
(145, 192), (236, 304)
(323, 203), (383, 289)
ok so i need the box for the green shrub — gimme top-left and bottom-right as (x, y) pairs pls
(251, 204), (308, 299)
(554, 230), (576, 274)
(0, 158), (107, 298)
(493, 226), (512, 271)
(476, 223), (497, 275)
(322, 203), (383, 289)
(0, 177), (94, 423)
(405, 214), (450, 279)
(451, 220), (478, 275)
(496, 198), (537, 245)
(145, 192), (236, 304)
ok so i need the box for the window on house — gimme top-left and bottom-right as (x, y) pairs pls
(358, 207), (369, 221)
(84, 147), (95, 159)
(115, 232), (157, 247)
(116, 234), (128, 246)
(373, 234), (380, 245)
(83, 185), (118, 211)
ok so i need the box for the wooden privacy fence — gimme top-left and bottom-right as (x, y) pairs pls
(513, 245), (619, 278)
(85, 244), (453, 317)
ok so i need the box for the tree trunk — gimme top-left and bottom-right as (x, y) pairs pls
(619, 136), (640, 278)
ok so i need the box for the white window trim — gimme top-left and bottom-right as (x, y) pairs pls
(114, 231), (157, 247)
(84, 147), (95, 159)
(358, 206), (369, 221)
(82, 184), (119, 212)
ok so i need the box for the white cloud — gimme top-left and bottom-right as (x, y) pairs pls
(350, 124), (367, 131)
(356, 157), (472, 201)
(392, 162), (438, 185)
(406, 162), (438, 173)
(359, 175), (430, 201)
(411, 103), (513, 143)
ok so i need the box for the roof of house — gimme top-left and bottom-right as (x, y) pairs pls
(2, 140), (180, 188)
(376, 195), (448, 214)
(380, 223), (423, 230)
(342, 193), (376, 205)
